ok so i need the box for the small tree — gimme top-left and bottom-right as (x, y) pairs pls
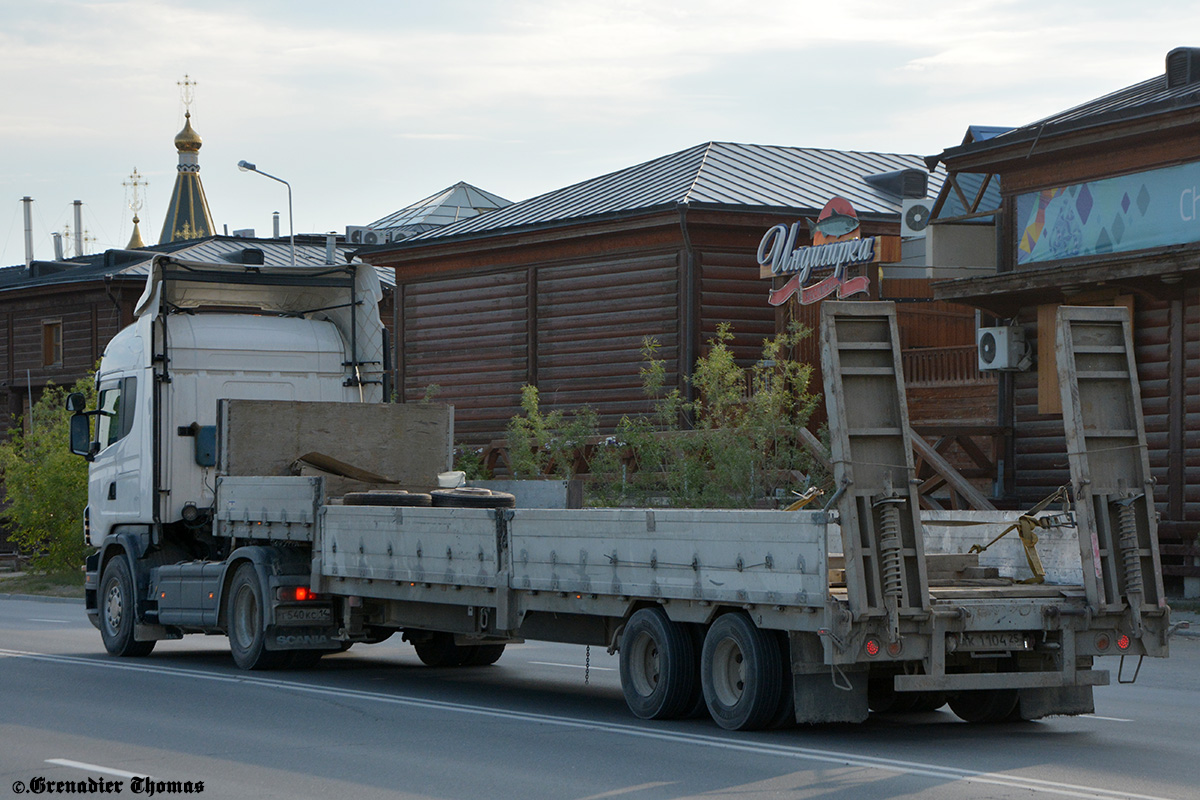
(506, 385), (598, 479)
(0, 375), (95, 572)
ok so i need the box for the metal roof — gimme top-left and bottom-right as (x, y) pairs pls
(934, 52), (1200, 165)
(389, 142), (943, 246)
(0, 235), (393, 293)
(369, 181), (511, 235)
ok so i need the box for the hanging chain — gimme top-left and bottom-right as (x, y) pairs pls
(585, 645), (591, 685)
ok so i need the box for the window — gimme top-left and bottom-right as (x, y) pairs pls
(42, 321), (62, 367)
(95, 377), (137, 450)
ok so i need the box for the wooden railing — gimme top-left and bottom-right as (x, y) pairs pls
(902, 345), (995, 387)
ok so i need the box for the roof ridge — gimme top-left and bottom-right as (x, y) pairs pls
(682, 142), (717, 204)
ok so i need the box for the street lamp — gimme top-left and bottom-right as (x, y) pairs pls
(237, 160), (295, 265)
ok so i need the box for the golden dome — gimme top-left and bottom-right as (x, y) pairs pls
(174, 111), (203, 152)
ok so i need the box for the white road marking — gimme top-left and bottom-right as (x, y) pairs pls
(28, 618), (72, 624)
(529, 660), (616, 671)
(0, 648), (1173, 800)
(45, 759), (150, 780)
(1081, 714), (1134, 722)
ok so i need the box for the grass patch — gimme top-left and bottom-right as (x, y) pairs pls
(0, 569), (85, 598)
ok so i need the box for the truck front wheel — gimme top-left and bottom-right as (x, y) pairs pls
(99, 558), (155, 658)
(228, 564), (288, 670)
(701, 612), (783, 731)
(619, 608), (697, 720)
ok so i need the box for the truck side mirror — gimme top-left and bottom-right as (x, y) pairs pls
(69, 414), (95, 461)
(65, 392), (87, 413)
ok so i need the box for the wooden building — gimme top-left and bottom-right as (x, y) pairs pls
(930, 48), (1200, 594)
(361, 141), (992, 451)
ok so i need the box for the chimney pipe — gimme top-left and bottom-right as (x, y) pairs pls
(52, 232), (65, 260)
(22, 196), (34, 267)
(273, 211), (281, 239)
(73, 200), (83, 257)
(325, 232), (336, 265)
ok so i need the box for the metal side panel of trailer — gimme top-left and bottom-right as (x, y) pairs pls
(315, 505), (830, 618)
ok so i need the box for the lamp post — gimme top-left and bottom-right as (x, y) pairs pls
(237, 160), (295, 265)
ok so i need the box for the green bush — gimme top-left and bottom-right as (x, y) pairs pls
(0, 376), (94, 572)
(508, 323), (825, 508)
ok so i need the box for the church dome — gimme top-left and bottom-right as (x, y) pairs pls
(174, 112), (203, 152)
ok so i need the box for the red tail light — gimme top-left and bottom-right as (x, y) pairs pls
(1116, 634), (1131, 651)
(865, 638), (881, 657)
(277, 586), (319, 601)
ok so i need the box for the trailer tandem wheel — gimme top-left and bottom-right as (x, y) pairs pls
(619, 608), (697, 720)
(701, 612), (784, 731)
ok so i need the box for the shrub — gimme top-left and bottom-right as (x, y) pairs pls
(0, 376), (95, 572)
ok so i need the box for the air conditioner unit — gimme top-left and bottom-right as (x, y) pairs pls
(346, 226), (388, 246)
(901, 198), (932, 238)
(977, 326), (1030, 371)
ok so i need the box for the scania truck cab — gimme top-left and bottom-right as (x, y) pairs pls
(71, 256), (385, 655)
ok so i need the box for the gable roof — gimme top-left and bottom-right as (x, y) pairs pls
(381, 142), (942, 247)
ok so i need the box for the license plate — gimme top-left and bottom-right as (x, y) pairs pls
(957, 631), (1030, 651)
(276, 606), (332, 625)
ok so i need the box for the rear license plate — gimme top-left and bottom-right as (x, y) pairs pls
(958, 631), (1029, 651)
(276, 606), (332, 625)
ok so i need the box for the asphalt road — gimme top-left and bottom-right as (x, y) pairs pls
(1, 596), (1197, 800)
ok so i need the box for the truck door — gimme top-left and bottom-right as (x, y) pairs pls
(89, 375), (148, 534)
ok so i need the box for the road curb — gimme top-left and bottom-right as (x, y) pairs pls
(0, 593), (84, 605)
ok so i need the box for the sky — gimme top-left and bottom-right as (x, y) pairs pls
(2, 0), (1198, 266)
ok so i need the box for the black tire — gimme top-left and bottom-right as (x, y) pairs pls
(910, 692), (948, 712)
(430, 488), (516, 509)
(227, 564), (289, 670)
(343, 491), (432, 507)
(412, 631), (467, 667)
(701, 612), (784, 731)
(462, 643), (506, 666)
(619, 608), (697, 720)
(683, 624), (709, 719)
(99, 557), (155, 657)
(868, 678), (921, 714)
(363, 626), (395, 645)
(948, 689), (1019, 723)
(767, 631), (796, 729)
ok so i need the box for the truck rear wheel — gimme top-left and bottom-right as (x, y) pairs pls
(619, 608), (697, 720)
(462, 643), (506, 666)
(948, 689), (1019, 723)
(99, 558), (155, 658)
(701, 612), (783, 731)
(228, 564), (289, 670)
(412, 631), (469, 666)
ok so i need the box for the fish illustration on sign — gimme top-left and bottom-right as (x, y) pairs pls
(806, 210), (861, 242)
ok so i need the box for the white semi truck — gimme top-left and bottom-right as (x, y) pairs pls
(69, 255), (1171, 730)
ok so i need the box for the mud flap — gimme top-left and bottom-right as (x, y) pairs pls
(1016, 685), (1095, 720)
(792, 668), (870, 724)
